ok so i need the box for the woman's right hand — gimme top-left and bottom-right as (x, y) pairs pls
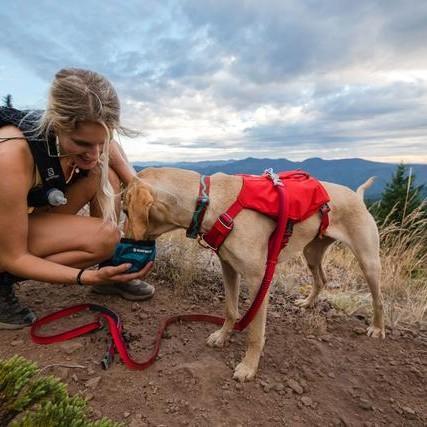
(82, 261), (154, 286)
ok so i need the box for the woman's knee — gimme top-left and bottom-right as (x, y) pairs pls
(88, 221), (121, 261)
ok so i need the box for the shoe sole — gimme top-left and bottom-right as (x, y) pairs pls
(0, 321), (32, 330)
(90, 287), (155, 302)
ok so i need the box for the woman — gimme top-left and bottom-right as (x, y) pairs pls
(0, 68), (154, 330)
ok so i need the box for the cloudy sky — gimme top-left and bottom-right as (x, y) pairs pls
(1, 0), (427, 163)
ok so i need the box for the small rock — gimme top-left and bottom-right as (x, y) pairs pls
(131, 303), (140, 312)
(339, 415), (352, 427)
(274, 384), (284, 392)
(263, 384), (272, 393)
(60, 342), (84, 355)
(359, 398), (373, 410)
(353, 327), (366, 335)
(288, 379), (304, 394)
(301, 396), (313, 406)
(85, 393), (94, 401)
(11, 339), (24, 347)
(123, 411), (131, 418)
(85, 376), (101, 389)
(401, 406), (416, 419)
(72, 374), (78, 382)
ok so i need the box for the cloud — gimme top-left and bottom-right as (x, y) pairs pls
(1, 0), (427, 162)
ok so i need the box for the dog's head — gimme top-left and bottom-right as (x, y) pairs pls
(123, 177), (154, 240)
(124, 174), (181, 240)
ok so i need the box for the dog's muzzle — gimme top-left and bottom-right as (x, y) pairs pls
(100, 238), (156, 273)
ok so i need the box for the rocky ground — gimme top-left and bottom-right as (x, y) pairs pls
(1, 274), (426, 427)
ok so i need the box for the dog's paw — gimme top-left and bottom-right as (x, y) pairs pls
(233, 362), (257, 382)
(295, 297), (315, 308)
(207, 329), (229, 348)
(367, 325), (385, 339)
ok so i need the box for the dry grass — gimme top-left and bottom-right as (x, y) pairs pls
(151, 203), (426, 329)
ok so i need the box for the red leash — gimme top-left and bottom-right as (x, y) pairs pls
(30, 175), (288, 370)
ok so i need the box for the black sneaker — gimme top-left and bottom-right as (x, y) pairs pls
(0, 274), (37, 329)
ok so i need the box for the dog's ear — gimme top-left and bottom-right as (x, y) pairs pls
(125, 178), (154, 240)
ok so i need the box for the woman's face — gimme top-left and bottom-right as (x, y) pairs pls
(58, 121), (108, 169)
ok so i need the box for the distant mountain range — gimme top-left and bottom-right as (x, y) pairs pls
(133, 157), (427, 199)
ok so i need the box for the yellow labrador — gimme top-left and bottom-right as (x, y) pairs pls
(124, 168), (384, 382)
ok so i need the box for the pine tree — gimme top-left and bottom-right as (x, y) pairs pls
(375, 163), (424, 225)
(2, 94), (13, 107)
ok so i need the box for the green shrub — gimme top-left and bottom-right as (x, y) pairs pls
(0, 356), (122, 427)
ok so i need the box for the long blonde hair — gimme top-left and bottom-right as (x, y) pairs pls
(36, 68), (128, 224)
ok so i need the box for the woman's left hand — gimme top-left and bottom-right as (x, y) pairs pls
(84, 261), (154, 286)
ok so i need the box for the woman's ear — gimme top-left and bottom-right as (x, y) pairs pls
(125, 179), (154, 240)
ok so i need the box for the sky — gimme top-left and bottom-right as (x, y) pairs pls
(1, 0), (427, 164)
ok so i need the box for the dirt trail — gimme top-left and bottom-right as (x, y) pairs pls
(1, 277), (426, 426)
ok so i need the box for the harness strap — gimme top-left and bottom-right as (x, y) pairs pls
(186, 175), (211, 238)
(318, 203), (330, 237)
(200, 199), (244, 252)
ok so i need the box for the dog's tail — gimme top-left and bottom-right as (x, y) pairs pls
(356, 176), (376, 200)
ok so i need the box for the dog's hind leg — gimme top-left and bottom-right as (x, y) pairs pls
(352, 244), (385, 338)
(334, 221), (385, 339)
(295, 236), (335, 308)
(207, 259), (240, 348)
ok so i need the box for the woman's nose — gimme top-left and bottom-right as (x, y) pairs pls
(87, 144), (101, 158)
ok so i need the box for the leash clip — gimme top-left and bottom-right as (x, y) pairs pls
(197, 235), (218, 251)
(264, 168), (283, 186)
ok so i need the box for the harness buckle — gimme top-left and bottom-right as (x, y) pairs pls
(264, 168), (283, 186)
(218, 213), (233, 230)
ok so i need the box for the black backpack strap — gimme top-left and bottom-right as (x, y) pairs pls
(0, 107), (67, 207)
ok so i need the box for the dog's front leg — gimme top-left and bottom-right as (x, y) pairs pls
(207, 260), (240, 347)
(233, 271), (268, 382)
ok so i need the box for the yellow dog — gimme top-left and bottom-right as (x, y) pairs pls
(124, 168), (384, 381)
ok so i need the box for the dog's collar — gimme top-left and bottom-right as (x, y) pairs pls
(186, 175), (211, 239)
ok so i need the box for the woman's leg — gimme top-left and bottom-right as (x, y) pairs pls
(27, 213), (120, 268)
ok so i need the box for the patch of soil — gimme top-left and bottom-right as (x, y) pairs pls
(1, 275), (426, 426)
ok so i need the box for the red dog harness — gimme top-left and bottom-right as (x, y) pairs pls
(198, 170), (330, 252)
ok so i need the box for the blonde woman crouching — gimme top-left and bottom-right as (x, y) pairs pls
(0, 68), (154, 329)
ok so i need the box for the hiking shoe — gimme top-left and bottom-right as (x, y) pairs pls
(0, 281), (37, 330)
(91, 280), (155, 301)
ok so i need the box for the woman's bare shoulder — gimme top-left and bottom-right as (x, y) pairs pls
(0, 125), (34, 180)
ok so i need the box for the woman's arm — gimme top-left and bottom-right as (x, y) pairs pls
(108, 139), (136, 186)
